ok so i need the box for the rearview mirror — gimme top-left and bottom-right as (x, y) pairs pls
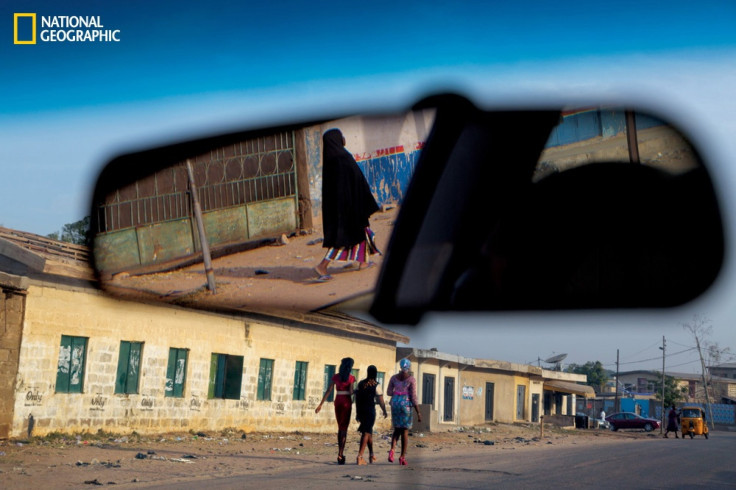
(89, 95), (724, 322)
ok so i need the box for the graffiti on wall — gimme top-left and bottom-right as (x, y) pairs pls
(25, 389), (43, 406)
(462, 386), (474, 400)
(90, 393), (108, 411)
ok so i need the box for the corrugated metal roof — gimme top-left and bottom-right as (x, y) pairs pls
(544, 379), (596, 397)
(0, 227), (93, 280)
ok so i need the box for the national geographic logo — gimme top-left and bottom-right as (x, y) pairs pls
(13, 13), (121, 44)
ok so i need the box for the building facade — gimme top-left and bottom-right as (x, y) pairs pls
(1, 228), (408, 438)
(396, 348), (593, 431)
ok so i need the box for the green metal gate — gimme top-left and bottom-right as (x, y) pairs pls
(94, 131), (298, 273)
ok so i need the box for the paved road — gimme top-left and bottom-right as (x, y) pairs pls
(157, 431), (736, 489)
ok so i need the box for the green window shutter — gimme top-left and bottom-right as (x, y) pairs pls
(208, 354), (219, 399)
(257, 359), (265, 400)
(324, 365), (336, 402)
(293, 361), (307, 400)
(56, 335), (72, 393)
(166, 348), (188, 398)
(126, 342), (142, 394)
(215, 354), (227, 399)
(165, 348), (177, 397)
(115, 341), (131, 394)
(258, 359), (273, 401)
(68, 336), (87, 393)
(174, 349), (188, 398)
(224, 355), (243, 400)
(265, 360), (273, 400)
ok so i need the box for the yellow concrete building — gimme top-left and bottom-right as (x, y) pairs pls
(396, 348), (594, 431)
(0, 227), (407, 438)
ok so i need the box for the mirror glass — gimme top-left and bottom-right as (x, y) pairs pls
(92, 109), (436, 312)
(91, 103), (722, 318)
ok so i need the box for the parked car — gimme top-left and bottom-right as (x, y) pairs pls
(605, 412), (661, 432)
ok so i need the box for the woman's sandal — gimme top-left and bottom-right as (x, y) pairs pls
(399, 456), (407, 466)
(338, 455), (346, 465)
(370, 455), (377, 464)
(358, 261), (376, 271)
(313, 267), (333, 282)
(388, 449), (394, 463)
(357, 456), (367, 465)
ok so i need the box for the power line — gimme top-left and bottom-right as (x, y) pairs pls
(665, 359), (701, 369)
(619, 341), (661, 361)
(602, 346), (698, 369)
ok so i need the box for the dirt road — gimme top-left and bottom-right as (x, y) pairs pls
(105, 208), (398, 313)
(0, 423), (654, 488)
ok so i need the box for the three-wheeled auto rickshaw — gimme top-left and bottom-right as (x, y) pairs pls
(680, 406), (709, 439)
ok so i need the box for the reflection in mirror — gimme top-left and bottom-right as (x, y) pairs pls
(372, 105), (723, 323)
(92, 101), (724, 320)
(92, 109), (435, 312)
(534, 109), (698, 181)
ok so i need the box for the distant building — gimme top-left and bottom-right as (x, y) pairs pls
(610, 369), (736, 407)
(396, 347), (594, 431)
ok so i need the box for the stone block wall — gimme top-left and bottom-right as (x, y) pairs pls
(0, 287), (26, 439)
(11, 284), (398, 437)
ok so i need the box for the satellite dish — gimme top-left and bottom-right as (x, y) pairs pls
(544, 353), (568, 364)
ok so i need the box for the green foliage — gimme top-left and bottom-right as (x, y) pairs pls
(565, 361), (608, 392)
(653, 375), (688, 408)
(47, 216), (91, 246)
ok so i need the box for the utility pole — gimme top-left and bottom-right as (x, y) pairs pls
(186, 159), (217, 293)
(694, 335), (715, 429)
(614, 349), (620, 413)
(625, 110), (640, 164)
(660, 336), (666, 434)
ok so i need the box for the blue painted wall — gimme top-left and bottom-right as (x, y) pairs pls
(655, 403), (736, 425)
(546, 110), (665, 148)
(620, 398), (651, 416)
(357, 149), (422, 206)
(305, 131), (422, 212)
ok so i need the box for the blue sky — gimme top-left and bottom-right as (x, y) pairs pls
(2, 1), (735, 235)
(2, 1), (736, 369)
(3, 1), (736, 115)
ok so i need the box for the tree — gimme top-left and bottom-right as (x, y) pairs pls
(565, 361), (608, 393)
(47, 217), (91, 246)
(653, 375), (688, 408)
(681, 314), (724, 428)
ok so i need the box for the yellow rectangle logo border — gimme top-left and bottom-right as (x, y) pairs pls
(14, 13), (36, 45)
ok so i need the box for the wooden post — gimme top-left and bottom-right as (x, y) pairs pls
(540, 415), (544, 439)
(294, 129), (313, 232)
(625, 110), (640, 164)
(186, 159), (216, 293)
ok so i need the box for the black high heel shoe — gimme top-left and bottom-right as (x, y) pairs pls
(338, 455), (346, 465)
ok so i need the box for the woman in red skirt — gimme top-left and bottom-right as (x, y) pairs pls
(316, 357), (355, 464)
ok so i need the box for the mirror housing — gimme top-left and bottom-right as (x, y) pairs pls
(371, 97), (724, 323)
(89, 94), (724, 322)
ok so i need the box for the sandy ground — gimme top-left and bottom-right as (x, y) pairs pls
(0, 422), (656, 488)
(105, 207), (399, 313)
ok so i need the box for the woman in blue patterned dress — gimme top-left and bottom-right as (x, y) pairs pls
(386, 358), (421, 466)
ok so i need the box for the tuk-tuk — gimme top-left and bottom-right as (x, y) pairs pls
(680, 406), (709, 439)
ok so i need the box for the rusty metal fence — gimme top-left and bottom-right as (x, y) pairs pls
(95, 131), (297, 233)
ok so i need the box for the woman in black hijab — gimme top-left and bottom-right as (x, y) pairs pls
(313, 128), (380, 281)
